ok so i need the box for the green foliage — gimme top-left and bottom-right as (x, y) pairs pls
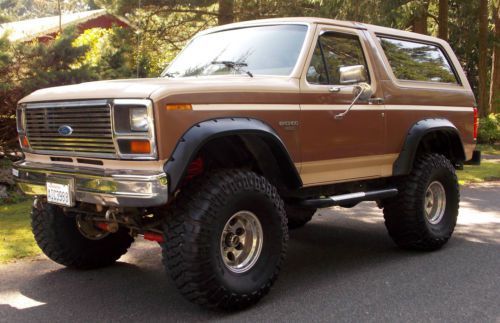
(0, 27), (98, 152)
(478, 113), (500, 144)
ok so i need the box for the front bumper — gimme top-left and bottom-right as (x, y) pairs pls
(12, 161), (169, 207)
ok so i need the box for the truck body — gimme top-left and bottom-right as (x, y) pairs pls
(13, 18), (479, 310)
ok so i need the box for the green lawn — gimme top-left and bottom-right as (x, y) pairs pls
(0, 200), (40, 263)
(476, 144), (500, 155)
(457, 160), (500, 185)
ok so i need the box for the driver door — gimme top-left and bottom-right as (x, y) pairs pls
(299, 26), (388, 186)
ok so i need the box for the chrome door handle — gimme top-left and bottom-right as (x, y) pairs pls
(368, 97), (384, 104)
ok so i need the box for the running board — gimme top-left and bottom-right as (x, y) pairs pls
(298, 188), (399, 209)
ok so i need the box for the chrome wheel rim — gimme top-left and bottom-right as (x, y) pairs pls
(220, 211), (263, 273)
(424, 181), (447, 224)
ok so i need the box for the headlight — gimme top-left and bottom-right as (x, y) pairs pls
(112, 99), (157, 159)
(130, 107), (149, 132)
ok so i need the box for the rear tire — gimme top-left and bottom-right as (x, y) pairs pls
(383, 153), (459, 251)
(31, 201), (133, 269)
(161, 169), (288, 310)
(285, 205), (315, 229)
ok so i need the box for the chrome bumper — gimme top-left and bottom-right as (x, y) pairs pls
(13, 161), (168, 207)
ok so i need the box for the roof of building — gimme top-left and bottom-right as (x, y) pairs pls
(0, 9), (129, 42)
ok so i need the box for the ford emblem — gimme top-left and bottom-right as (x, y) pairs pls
(58, 125), (73, 136)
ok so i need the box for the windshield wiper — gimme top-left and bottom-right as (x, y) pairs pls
(162, 72), (177, 78)
(211, 61), (254, 77)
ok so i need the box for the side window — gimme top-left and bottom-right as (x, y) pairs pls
(307, 32), (369, 85)
(379, 37), (458, 84)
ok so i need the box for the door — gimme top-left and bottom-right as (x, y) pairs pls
(299, 26), (389, 186)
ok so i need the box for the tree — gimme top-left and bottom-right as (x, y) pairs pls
(438, 0), (448, 40)
(0, 28), (96, 152)
(478, 0), (490, 116)
(412, 0), (430, 34)
(490, 0), (500, 113)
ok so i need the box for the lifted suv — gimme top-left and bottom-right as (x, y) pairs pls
(13, 18), (480, 309)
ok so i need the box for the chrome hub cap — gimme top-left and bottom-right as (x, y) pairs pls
(424, 181), (446, 224)
(220, 211), (263, 273)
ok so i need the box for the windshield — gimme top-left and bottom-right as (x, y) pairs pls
(162, 24), (308, 78)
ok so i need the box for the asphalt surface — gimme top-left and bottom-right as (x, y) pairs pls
(1, 183), (499, 322)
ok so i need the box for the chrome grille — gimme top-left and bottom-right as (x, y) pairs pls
(25, 101), (116, 157)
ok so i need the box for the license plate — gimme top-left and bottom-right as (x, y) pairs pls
(46, 177), (74, 207)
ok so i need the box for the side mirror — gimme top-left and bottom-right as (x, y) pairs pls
(333, 82), (373, 120)
(354, 82), (373, 101)
(339, 65), (368, 85)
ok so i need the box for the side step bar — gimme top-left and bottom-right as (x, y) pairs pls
(298, 188), (398, 209)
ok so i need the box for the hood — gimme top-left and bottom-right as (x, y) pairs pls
(19, 78), (167, 103)
(19, 75), (299, 104)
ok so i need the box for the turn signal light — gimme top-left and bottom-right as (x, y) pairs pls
(165, 104), (192, 111)
(130, 140), (151, 154)
(20, 136), (29, 148)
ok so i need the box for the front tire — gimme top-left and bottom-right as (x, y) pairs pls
(383, 153), (459, 251)
(32, 201), (134, 269)
(161, 169), (288, 310)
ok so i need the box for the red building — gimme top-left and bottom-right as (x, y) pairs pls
(0, 9), (130, 43)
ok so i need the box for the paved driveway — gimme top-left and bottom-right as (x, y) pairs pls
(1, 183), (499, 322)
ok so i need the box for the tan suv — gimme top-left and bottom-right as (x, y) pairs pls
(13, 18), (480, 309)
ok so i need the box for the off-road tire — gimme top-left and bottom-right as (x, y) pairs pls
(31, 201), (134, 269)
(383, 153), (459, 251)
(161, 169), (288, 310)
(285, 205), (315, 229)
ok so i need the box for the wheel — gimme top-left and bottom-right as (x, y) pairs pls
(285, 205), (315, 229)
(31, 200), (134, 269)
(161, 169), (288, 310)
(383, 153), (459, 251)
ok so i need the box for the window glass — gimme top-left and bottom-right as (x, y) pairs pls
(307, 32), (369, 85)
(163, 25), (307, 77)
(379, 37), (458, 84)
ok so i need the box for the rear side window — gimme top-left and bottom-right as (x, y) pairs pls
(379, 37), (458, 84)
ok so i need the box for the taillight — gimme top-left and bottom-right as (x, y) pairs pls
(473, 107), (478, 140)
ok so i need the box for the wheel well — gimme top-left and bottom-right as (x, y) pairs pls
(416, 130), (466, 166)
(195, 134), (301, 191)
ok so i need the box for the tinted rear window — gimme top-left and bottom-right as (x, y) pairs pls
(379, 37), (458, 84)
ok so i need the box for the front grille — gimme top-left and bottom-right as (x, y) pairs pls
(25, 101), (116, 158)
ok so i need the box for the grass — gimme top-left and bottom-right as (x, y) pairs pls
(0, 200), (41, 263)
(476, 143), (500, 155)
(457, 160), (500, 185)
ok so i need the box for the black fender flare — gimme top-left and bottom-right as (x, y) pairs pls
(163, 118), (302, 193)
(393, 118), (466, 176)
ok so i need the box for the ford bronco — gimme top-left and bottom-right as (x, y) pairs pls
(13, 18), (480, 309)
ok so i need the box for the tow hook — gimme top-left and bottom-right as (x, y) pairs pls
(95, 221), (119, 233)
(143, 232), (165, 243)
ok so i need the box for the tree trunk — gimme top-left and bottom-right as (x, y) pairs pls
(490, 4), (500, 114)
(412, 0), (430, 35)
(478, 0), (489, 116)
(218, 0), (234, 25)
(438, 0), (448, 41)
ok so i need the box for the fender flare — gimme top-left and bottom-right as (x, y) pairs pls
(163, 118), (302, 193)
(393, 118), (466, 176)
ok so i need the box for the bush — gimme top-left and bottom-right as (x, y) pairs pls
(477, 113), (500, 144)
